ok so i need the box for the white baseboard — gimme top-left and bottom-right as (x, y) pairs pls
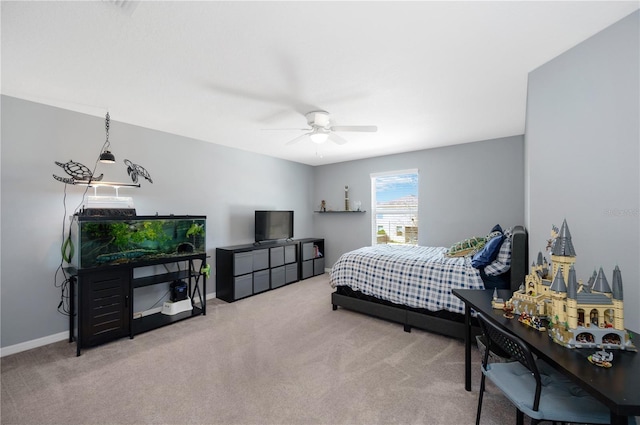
(1, 292), (218, 358)
(1, 331), (69, 358)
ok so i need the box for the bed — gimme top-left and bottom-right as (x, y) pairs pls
(330, 225), (528, 339)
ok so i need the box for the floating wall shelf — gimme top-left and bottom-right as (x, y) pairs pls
(314, 211), (366, 214)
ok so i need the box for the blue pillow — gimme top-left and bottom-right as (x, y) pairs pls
(487, 224), (503, 240)
(472, 233), (505, 268)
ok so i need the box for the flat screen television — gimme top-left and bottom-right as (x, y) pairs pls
(255, 210), (294, 243)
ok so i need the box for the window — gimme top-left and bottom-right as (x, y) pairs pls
(371, 169), (419, 245)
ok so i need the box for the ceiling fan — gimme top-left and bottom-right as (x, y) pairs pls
(272, 111), (377, 146)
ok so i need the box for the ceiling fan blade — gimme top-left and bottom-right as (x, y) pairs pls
(285, 133), (310, 145)
(330, 125), (378, 132)
(327, 133), (348, 145)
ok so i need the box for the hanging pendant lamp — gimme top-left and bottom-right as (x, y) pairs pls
(99, 112), (116, 163)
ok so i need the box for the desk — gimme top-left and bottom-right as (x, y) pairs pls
(452, 288), (640, 425)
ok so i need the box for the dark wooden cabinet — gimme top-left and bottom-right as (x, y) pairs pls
(78, 267), (131, 348)
(216, 241), (299, 302)
(69, 254), (207, 355)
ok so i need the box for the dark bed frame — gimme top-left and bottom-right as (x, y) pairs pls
(331, 225), (528, 340)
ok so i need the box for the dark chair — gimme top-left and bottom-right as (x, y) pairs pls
(475, 312), (624, 425)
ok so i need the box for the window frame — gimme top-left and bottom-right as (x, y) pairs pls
(370, 169), (419, 246)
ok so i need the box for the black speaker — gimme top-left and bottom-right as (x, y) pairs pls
(170, 280), (188, 302)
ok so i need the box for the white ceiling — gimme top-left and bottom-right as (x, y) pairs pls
(2, 1), (638, 166)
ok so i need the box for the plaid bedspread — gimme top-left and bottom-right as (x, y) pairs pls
(329, 245), (485, 314)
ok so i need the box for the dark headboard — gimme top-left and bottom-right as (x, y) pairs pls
(509, 225), (528, 292)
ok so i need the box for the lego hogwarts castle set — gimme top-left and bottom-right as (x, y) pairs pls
(508, 219), (635, 351)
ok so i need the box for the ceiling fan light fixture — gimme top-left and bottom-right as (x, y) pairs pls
(278, 110), (377, 147)
(310, 131), (329, 144)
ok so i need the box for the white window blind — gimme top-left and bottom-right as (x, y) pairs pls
(370, 169), (419, 245)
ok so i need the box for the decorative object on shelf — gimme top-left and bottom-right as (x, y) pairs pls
(99, 112), (116, 163)
(321, 200), (326, 212)
(588, 350), (613, 368)
(344, 185), (349, 211)
(124, 159), (153, 184)
(353, 200), (362, 211)
(507, 219), (636, 351)
(53, 160), (104, 184)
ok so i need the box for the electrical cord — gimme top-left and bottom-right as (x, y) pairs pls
(54, 120), (111, 316)
(131, 266), (179, 314)
(143, 288), (172, 313)
(54, 269), (71, 316)
(54, 184), (73, 316)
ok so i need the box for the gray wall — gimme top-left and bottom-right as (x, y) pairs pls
(0, 96), (315, 349)
(525, 10), (639, 332)
(0, 97), (525, 351)
(313, 135), (525, 267)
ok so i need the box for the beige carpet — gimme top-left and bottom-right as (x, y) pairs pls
(1, 274), (514, 425)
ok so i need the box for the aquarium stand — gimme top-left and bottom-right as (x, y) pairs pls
(68, 253), (207, 356)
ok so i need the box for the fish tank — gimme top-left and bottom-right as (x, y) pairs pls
(72, 215), (206, 269)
